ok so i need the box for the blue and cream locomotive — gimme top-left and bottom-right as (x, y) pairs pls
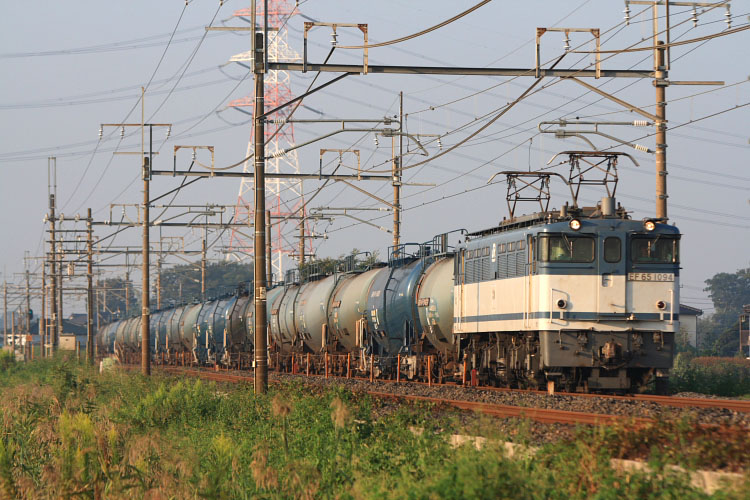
(453, 199), (679, 391)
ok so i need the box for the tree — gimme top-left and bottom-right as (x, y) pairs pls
(157, 261), (253, 306)
(298, 248), (381, 280)
(704, 268), (750, 319)
(699, 267), (750, 356)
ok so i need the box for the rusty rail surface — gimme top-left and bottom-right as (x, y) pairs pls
(128, 364), (750, 416)
(366, 391), (655, 426)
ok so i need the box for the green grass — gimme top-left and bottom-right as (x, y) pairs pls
(1, 354), (748, 499)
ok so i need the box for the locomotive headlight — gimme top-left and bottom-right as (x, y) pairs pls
(643, 219), (656, 232)
(557, 299), (568, 309)
(569, 219), (581, 231)
(656, 300), (666, 310)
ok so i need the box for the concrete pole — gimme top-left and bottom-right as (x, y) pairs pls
(265, 210), (272, 284)
(86, 208), (94, 364)
(156, 258), (162, 309)
(392, 91), (403, 252)
(25, 271), (30, 334)
(654, 41), (668, 220)
(57, 239), (63, 339)
(125, 274), (130, 316)
(299, 205), (305, 267)
(141, 109), (152, 376)
(41, 265), (46, 357)
(94, 274), (100, 338)
(201, 232), (207, 301)
(49, 202), (58, 350)
(3, 281), (6, 348)
(253, 31), (268, 394)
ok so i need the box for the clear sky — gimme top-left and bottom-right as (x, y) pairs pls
(1, 0), (748, 317)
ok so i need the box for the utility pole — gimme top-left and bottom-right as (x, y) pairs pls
(95, 272), (100, 335)
(125, 272), (130, 316)
(141, 91), (150, 376)
(86, 208), (94, 364)
(57, 238), (63, 339)
(254, 31), (268, 394)
(625, 0), (728, 216)
(41, 265), (46, 357)
(393, 91), (403, 250)
(99, 91), (171, 376)
(25, 270), (30, 334)
(201, 229), (207, 301)
(3, 281), (6, 348)
(654, 41), (668, 220)
(265, 210), (272, 284)
(156, 257), (162, 309)
(299, 205), (305, 266)
(48, 157), (58, 352)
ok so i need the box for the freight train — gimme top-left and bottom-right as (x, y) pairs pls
(97, 153), (680, 392)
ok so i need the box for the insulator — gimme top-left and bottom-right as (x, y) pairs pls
(192, 150), (196, 161)
(120, 126), (125, 139)
(271, 150), (287, 158)
(437, 137), (443, 149)
(634, 144), (649, 152)
(623, 4), (631, 26)
(632, 120), (650, 127)
(725, 5), (731, 29)
(166, 126), (171, 138)
(98, 126), (103, 140)
(67, 262), (74, 277)
(691, 7), (698, 28)
(331, 31), (338, 46)
(373, 136), (379, 147)
(563, 34), (571, 52)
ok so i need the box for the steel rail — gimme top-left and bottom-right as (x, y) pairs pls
(128, 364), (750, 414)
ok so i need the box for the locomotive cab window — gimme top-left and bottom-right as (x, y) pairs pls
(631, 236), (679, 264)
(604, 237), (621, 263)
(538, 234), (595, 263)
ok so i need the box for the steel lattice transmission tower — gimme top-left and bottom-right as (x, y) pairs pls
(226, 1), (311, 281)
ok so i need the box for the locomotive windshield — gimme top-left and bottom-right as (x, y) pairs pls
(631, 236), (679, 264)
(538, 234), (595, 263)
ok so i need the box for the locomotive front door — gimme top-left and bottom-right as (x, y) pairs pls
(597, 234), (626, 315)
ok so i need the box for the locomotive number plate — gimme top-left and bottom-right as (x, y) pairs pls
(627, 272), (674, 282)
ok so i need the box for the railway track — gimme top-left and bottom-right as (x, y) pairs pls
(120, 366), (750, 427)
(130, 363), (750, 416)
(140, 365), (687, 427)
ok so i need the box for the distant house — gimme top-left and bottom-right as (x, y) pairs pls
(679, 304), (704, 348)
(67, 313), (88, 327)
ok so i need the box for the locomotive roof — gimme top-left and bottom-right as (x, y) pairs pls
(466, 205), (632, 239)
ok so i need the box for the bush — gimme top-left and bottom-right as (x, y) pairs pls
(672, 354), (750, 396)
(0, 350), (15, 374)
(121, 378), (223, 428)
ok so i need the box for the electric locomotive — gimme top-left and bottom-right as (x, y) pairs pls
(452, 153), (680, 392)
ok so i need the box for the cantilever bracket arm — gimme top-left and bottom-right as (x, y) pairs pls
(566, 77), (660, 123)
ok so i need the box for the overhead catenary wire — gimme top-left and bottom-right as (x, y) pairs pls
(336, 0), (493, 49)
